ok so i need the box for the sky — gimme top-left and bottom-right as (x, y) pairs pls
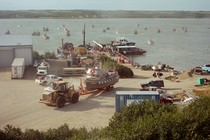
(0, 0), (210, 11)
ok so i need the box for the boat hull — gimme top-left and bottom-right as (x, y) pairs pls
(118, 50), (146, 55)
(85, 76), (119, 90)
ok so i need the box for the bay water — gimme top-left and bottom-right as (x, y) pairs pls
(0, 18), (210, 71)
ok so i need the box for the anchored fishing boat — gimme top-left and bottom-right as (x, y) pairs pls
(115, 45), (146, 55)
(111, 37), (146, 55)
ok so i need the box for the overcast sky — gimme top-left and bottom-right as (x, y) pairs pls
(0, 0), (210, 11)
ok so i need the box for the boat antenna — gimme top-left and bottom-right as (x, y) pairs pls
(83, 23), (86, 47)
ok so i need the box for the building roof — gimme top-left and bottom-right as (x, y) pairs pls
(116, 91), (159, 95)
(11, 58), (25, 66)
(0, 35), (33, 47)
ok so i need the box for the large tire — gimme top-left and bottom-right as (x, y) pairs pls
(71, 92), (79, 103)
(110, 86), (114, 91)
(55, 96), (65, 108)
(42, 81), (47, 86)
(142, 85), (146, 89)
(106, 86), (114, 91)
(106, 86), (111, 91)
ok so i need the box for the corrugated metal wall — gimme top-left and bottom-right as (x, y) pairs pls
(116, 92), (160, 112)
(0, 35), (33, 68)
(0, 50), (14, 67)
(15, 47), (32, 65)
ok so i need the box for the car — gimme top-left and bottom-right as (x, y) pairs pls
(33, 60), (39, 68)
(194, 66), (203, 75)
(140, 80), (164, 90)
(35, 74), (63, 86)
(160, 94), (173, 104)
(35, 75), (45, 84)
(36, 65), (48, 76)
(201, 64), (210, 73)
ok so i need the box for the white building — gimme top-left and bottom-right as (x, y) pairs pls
(0, 35), (33, 68)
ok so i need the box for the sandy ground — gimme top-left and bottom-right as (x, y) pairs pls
(0, 66), (208, 131)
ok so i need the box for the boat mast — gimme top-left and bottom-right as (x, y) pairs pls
(83, 23), (86, 47)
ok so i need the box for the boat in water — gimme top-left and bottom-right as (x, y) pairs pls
(43, 34), (49, 40)
(84, 67), (119, 90)
(148, 39), (154, 45)
(111, 37), (146, 55)
(115, 45), (146, 55)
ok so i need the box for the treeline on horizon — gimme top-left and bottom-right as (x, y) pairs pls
(0, 10), (210, 18)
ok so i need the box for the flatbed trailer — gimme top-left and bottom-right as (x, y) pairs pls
(79, 78), (114, 95)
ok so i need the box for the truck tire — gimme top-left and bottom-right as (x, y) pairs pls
(42, 81), (47, 86)
(71, 92), (79, 103)
(110, 86), (114, 91)
(106, 86), (114, 91)
(55, 96), (65, 108)
(106, 86), (111, 91)
(142, 85), (146, 89)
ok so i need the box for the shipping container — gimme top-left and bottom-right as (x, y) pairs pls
(74, 47), (86, 54)
(11, 58), (25, 79)
(115, 91), (160, 112)
(197, 78), (204, 85)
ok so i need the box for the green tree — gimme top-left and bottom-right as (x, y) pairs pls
(3, 125), (23, 140)
(44, 51), (57, 59)
(98, 55), (134, 78)
(181, 96), (210, 139)
(105, 101), (177, 139)
(44, 123), (72, 140)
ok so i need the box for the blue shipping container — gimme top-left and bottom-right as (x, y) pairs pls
(115, 91), (160, 112)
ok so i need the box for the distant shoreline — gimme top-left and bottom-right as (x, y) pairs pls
(0, 10), (210, 19)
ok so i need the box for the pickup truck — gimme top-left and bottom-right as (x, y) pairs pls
(35, 75), (63, 86)
(37, 65), (48, 76)
(140, 80), (164, 90)
(201, 64), (210, 73)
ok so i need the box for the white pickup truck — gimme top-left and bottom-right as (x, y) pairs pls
(35, 75), (63, 86)
(201, 64), (210, 73)
(37, 65), (48, 76)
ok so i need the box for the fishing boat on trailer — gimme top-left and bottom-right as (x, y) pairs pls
(84, 67), (119, 91)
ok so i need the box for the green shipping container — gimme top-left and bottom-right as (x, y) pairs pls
(197, 78), (204, 85)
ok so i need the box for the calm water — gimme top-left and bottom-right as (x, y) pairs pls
(0, 18), (210, 71)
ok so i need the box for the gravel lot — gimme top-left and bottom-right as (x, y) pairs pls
(0, 66), (205, 131)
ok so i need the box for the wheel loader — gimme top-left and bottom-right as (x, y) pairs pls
(40, 81), (79, 108)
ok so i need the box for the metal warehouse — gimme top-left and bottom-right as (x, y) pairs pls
(0, 35), (33, 68)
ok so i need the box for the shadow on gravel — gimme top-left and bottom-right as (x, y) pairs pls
(54, 87), (141, 112)
(23, 66), (37, 80)
(132, 75), (150, 79)
(162, 88), (182, 90)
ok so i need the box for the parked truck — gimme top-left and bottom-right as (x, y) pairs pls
(140, 80), (164, 90)
(11, 58), (25, 79)
(37, 65), (48, 76)
(201, 64), (210, 73)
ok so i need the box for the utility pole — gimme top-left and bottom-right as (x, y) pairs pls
(83, 23), (86, 47)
